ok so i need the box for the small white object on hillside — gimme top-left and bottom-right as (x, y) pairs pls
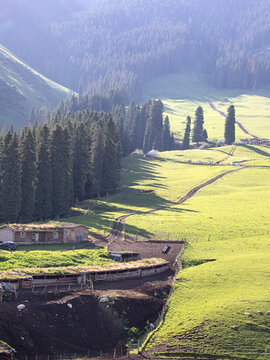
(100, 296), (110, 303)
(17, 304), (26, 311)
(67, 303), (72, 309)
(218, 138), (225, 143)
(147, 149), (157, 157)
(244, 312), (251, 316)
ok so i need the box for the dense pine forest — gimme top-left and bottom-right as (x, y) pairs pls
(1, 0), (270, 100)
(0, 97), (173, 223)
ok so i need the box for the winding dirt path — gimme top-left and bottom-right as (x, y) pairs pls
(214, 145), (237, 165)
(209, 101), (261, 140)
(108, 166), (249, 244)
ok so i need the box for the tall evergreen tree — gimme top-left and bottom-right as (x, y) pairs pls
(192, 106), (204, 144)
(73, 122), (90, 201)
(102, 118), (121, 194)
(1, 132), (21, 222)
(35, 124), (52, 219)
(202, 129), (208, 142)
(91, 122), (104, 197)
(182, 116), (191, 150)
(20, 129), (36, 222)
(62, 127), (74, 210)
(162, 115), (172, 151)
(51, 125), (68, 216)
(224, 105), (236, 145)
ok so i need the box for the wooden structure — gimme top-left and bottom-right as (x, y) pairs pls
(0, 223), (89, 245)
(0, 259), (170, 291)
(109, 251), (140, 262)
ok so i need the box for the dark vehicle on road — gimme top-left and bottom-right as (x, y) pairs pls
(0, 241), (17, 250)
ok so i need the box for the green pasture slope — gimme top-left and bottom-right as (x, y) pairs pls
(0, 44), (75, 128)
(123, 149), (270, 359)
(57, 144), (270, 358)
(142, 69), (270, 141)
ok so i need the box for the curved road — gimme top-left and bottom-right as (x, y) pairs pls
(108, 166), (249, 244)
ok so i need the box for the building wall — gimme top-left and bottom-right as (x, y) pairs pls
(0, 228), (14, 243)
(63, 226), (88, 243)
(14, 230), (65, 244)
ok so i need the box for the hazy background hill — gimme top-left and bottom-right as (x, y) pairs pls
(0, 0), (270, 101)
(0, 43), (75, 128)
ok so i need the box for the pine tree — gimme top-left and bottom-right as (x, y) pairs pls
(102, 118), (121, 194)
(35, 124), (52, 219)
(51, 125), (67, 216)
(62, 127), (74, 210)
(73, 122), (90, 201)
(1, 132), (21, 222)
(162, 115), (172, 151)
(91, 122), (104, 197)
(182, 116), (191, 150)
(202, 129), (208, 142)
(192, 106), (204, 144)
(224, 105), (236, 145)
(20, 129), (36, 222)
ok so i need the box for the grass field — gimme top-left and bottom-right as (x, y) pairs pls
(142, 69), (270, 141)
(28, 143), (270, 358)
(0, 247), (112, 271)
(141, 164), (270, 359)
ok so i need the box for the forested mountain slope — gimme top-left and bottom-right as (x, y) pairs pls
(0, 44), (75, 128)
(0, 0), (270, 100)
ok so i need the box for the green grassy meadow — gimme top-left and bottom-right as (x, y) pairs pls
(142, 69), (270, 141)
(141, 164), (270, 359)
(0, 247), (112, 271)
(59, 144), (270, 358)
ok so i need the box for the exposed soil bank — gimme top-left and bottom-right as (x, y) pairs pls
(0, 272), (173, 358)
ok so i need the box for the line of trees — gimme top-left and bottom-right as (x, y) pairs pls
(181, 107), (208, 149)
(1, 95), (174, 224)
(0, 111), (122, 223)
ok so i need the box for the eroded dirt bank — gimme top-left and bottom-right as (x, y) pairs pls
(0, 271), (173, 358)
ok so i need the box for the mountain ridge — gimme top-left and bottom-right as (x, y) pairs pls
(0, 43), (76, 128)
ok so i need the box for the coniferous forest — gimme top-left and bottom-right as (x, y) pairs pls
(1, 0), (270, 100)
(0, 97), (173, 223)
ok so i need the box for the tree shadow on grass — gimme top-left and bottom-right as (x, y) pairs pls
(242, 144), (270, 157)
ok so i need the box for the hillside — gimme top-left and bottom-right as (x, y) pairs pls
(0, 0), (270, 99)
(56, 145), (270, 359)
(0, 44), (75, 128)
(142, 69), (270, 141)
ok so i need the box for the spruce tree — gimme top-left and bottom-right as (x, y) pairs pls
(91, 122), (104, 197)
(20, 129), (36, 222)
(73, 122), (90, 201)
(182, 116), (191, 150)
(35, 124), (52, 219)
(162, 115), (172, 151)
(102, 118), (121, 194)
(192, 106), (204, 144)
(224, 105), (236, 145)
(51, 125), (66, 216)
(1, 132), (21, 222)
(62, 127), (74, 210)
(202, 129), (208, 142)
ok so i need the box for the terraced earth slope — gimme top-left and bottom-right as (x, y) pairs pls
(0, 44), (75, 128)
(142, 69), (270, 141)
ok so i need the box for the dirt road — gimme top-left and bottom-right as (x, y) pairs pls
(106, 166), (249, 253)
(209, 101), (261, 139)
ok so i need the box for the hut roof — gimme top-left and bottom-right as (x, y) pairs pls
(0, 258), (169, 280)
(0, 222), (89, 232)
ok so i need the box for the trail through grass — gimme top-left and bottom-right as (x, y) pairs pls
(142, 69), (270, 141)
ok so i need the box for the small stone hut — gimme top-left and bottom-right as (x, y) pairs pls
(0, 223), (89, 245)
